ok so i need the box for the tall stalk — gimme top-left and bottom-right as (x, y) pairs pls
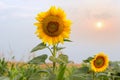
(93, 72), (95, 80)
(52, 45), (57, 72)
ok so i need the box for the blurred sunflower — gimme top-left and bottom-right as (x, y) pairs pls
(34, 6), (71, 45)
(90, 52), (109, 72)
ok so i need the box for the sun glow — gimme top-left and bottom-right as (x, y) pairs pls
(96, 22), (103, 28)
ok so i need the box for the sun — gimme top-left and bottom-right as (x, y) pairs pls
(96, 21), (103, 28)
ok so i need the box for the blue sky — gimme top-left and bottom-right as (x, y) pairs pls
(0, 0), (120, 63)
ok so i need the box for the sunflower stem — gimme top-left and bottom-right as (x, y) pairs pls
(93, 72), (96, 80)
(53, 45), (57, 72)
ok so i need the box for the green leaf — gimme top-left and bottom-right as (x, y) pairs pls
(49, 56), (57, 63)
(28, 54), (48, 65)
(0, 77), (9, 80)
(29, 70), (56, 80)
(29, 70), (49, 80)
(64, 39), (72, 42)
(112, 76), (120, 79)
(49, 54), (68, 64)
(109, 61), (120, 73)
(71, 69), (92, 80)
(56, 64), (66, 80)
(56, 47), (66, 51)
(71, 74), (86, 80)
(31, 42), (47, 53)
(47, 69), (56, 80)
(83, 57), (93, 63)
(96, 73), (109, 80)
(57, 54), (68, 64)
(51, 47), (65, 51)
(73, 66), (89, 75)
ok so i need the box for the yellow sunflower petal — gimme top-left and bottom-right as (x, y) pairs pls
(48, 6), (57, 16)
(57, 8), (66, 18)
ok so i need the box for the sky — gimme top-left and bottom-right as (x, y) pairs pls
(0, 0), (120, 63)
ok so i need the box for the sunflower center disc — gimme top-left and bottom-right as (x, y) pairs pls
(44, 21), (63, 37)
(94, 57), (105, 68)
(47, 22), (59, 33)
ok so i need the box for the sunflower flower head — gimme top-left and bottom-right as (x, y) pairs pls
(90, 52), (109, 72)
(34, 6), (71, 45)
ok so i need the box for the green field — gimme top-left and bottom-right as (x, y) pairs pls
(0, 56), (120, 80)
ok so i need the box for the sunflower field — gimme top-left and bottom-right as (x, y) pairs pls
(0, 6), (120, 80)
(0, 54), (120, 80)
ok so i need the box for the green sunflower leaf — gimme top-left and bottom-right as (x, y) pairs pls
(49, 54), (68, 64)
(57, 54), (68, 64)
(0, 77), (9, 80)
(74, 66), (89, 74)
(51, 47), (66, 51)
(29, 70), (50, 80)
(31, 42), (47, 53)
(49, 56), (57, 63)
(28, 54), (48, 65)
(64, 39), (72, 42)
(56, 64), (66, 80)
(56, 47), (66, 51)
(83, 57), (94, 63)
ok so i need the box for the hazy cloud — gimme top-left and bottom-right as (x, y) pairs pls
(0, 1), (9, 10)
(93, 13), (112, 19)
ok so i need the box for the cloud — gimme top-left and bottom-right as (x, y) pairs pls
(0, 0), (39, 11)
(93, 13), (112, 20)
(0, 1), (8, 10)
(0, 12), (34, 20)
(0, 1), (37, 20)
(10, 12), (34, 18)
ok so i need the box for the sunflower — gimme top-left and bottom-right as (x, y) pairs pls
(34, 6), (71, 45)
(90, 52), (109, 72)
